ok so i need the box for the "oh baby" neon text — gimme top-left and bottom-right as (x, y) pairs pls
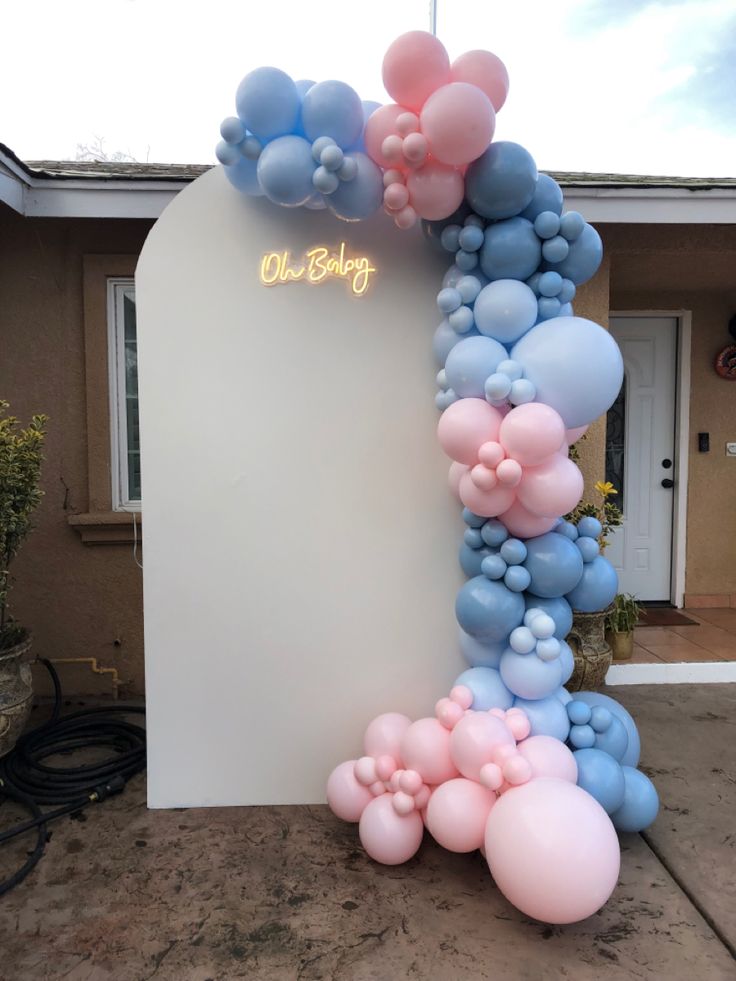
(259, 242), (376, 297)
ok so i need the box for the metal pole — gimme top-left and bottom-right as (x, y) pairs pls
(429, 0), (437, 35)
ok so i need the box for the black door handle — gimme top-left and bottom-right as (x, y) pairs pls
(662, 458), (672, 469)
(661, 478), (674, 489)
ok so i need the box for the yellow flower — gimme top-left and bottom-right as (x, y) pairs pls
(595, 480), (618, 497)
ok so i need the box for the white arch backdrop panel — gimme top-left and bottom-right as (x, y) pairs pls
(136, 167), (465, 806)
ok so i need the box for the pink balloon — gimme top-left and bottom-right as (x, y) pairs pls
(499, 403), (566, 466)
(451, 50), (510, 112)
(382, 31), (451, 111)
(359, 793), (424, 865)
(517, 736), (578, 783)
(420, 82), (495, 166)
(326, 760), (375, 822)
(400, 717), (458, 785)
(406, 160), (465, 220)
(425, 778), (496, 852)
(484, 778), (620, 923)
(450, 712), (515, 781)
(458, 470), (516, 518)
(364, 104), (406, 169)
(363, 712), (411, 761)
(384, 181), (409, 210)
(437, 398), (502, 465)
(448, 461), (467, 499)
(517, 454), (584, 518)
(565, 424), (588, 445)
(498, 499), (559, 538)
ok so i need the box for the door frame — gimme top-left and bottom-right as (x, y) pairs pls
(608, 311), (692, 608)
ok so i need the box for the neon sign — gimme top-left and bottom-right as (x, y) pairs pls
(259, 242), (376, 297)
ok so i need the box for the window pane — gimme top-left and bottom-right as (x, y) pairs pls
(605, 376), (626, 513)
(123, 293), (141, 501)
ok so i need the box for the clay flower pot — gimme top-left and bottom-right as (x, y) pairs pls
(565, 607), (613, 691)
(0, 633), (34, 758)
(606, 629), (634, 662)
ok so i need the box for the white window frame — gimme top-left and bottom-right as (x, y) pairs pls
(107, 278), (141, 511)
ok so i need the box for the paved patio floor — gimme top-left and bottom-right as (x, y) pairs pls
(0, 684), (734, 980)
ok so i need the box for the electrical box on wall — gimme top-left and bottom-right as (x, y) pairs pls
(698, 433), (709, 452)
(726, 443), (736, 457)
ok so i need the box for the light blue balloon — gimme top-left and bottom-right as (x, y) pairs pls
(513, 695), (570, 741)
(449, 306), (475, 333)
(504, 565), (531, 592)
(326, 153), (383, 221)
(567, 700), (592, 725)
(433, 320), (479, 365)
(523, 533), (584, 599)
(456, 249), (479, 272)
(455, 576), (526, 642)
(559, 210), (585, 241)
(216, 140), (242, 166)
(479, 218), (542, 282)
(236, 67), (300, 142)
(576, 536), (600, 563)
(544, 222), (603, 285)
(500, 649), (563, 700)
(537, 296), (561, 322)
(554, 685), (573, 705)
(511, 316), (625, 429)
(555, 520), (579, 541)
(256, 135), (315, 206)
(539, 271), (563, 297)
(481, 519), (509, 547)
(445, 336), (508, 398)
(361, 99), (381, 122)
(481, 554), (507, 580)
(459, 543), (493, 578)
(501, 539), (527, 565)
(443, 263), (488, 290)
(574, 748), (626, 814)
(454, 667), (513, 711)
(542, 235), (570, 264)
(534, 211), (561, 240)
(577, 516), (603, 539)
(569, 723), (596, 748)
(464, 527), (483, 549)
(610, 767), (659, 832)
(524, 593), (573, 639)
(593, 715), (629, 761)
(574, 691), (641, 767)
(459, 629), (506, 668)
(459, 225), (484, 252)
(220, 116), (246, 144)
(520, 173), (564, 221)
(559, 278), (576, 303)
(223, 156), (263, 196)
(473, 279), (538, 343)
(465, 141), (538, 220)
(558, 640), (575, 683)
(295, 79), (316, 98)
(301, 80), (363, 149)
(559, 302), (574, 317)
(566, 555), (618, 612)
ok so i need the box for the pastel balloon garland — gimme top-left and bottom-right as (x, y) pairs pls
(217, 30), (659, 925)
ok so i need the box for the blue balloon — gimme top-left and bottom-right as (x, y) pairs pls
(513, 695), (570, 741)
(433, 320), (479, 365)
(459, 543), (493, 578)
(473, 279), (538, 343)
(610, 767), (659, 832)
(544, 222), (603, 285)
(301, 80), (363, 149)
(223, 156), (263, 196)
(520, 173), (564, 221)
(256, 135), (315, 206)
(593, 714), (629, 761)
(454, 667), (513, 711)
(523, 533), (584, 599)
(574, 748), (626, 814)
(577, 516), (603, 539)
(574, 691), (641, 767)
(566, 555), (618, 612)
(479, 218), (542, 282)
(220, 116), (247, 144)
(500, 649), (563, 700)
(558, 639), (575, 683)
(559, 210), (585, 241)
(235, 67), (300, 142)
(554, 685), (573, 705)
(455, 576), (525, 642)
(567, 700), (592, 725)
(295, 79), (316, 98)
(576, 536), (600, 563)
(465, 142), (538, 220)
(326, 152), (383, 221)
(569, 723), (596, 748)
(511, 316), (625, 429)
(524, 594), (573, 639)
(444, 336), (507, 398)
(459, 629), (505, 668)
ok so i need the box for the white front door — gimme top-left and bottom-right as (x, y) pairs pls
(606, 317), (677, 601)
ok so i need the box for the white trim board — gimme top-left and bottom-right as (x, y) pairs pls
(606, 661), (736, 684)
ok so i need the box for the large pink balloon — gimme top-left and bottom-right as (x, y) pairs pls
(420, 83), (495, 166)
(401, 717), (458, 785)
(406, 160), (465, 220)
(485, 778), (620, 923)
(363, 712), (411, 760)
(448, 461), (467, 499)
(359, 793), (424, 865)
(517, 454), (584, 518)
(382, 31), (451, 111)
(516, 736), (578, 783)
(437, 398), (502, 465)
(425, 778), (496, 852)
(450, 712), (515, 781)
(565, 424), (588, 445)
(451, 50), (510, 112)
(458, 470), (516, 518)
(364, 104), (406, 168)
(327, 760), (375, 822)
(498, 499), (558, 538)
(499, 403), (566, 466)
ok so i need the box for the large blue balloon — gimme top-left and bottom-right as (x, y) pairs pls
(524, 593), (573, 639)
(465, 142), (538, 220)
(513, 695), (570, 741)
(479, 218), (542, 282)
(544, 223), (603, 285)
(523, 533), (584, 599)
(593, 714), (629, 761)
(473, 280), (538, 344)
(445, 336), (508, 398)
(566, 555), (618, 612)
(301, 80), (364, 148)
(575, 691), (641, 767)
(223, 156), (263, 196)
(454, 666), (513, 710)
(610, 766), (659, 832)
(500, 649), (563, 700)
(511, 316), (625, 429)
(455, 576), (526, 642)
(459, 630), (505, 668)
(326, 153), (383, 221)
(236, 67), (300, 142)
(256, 135), (315, 206)
(558, 640), (575, 684)
(574, 748), (626, 814)
(520, 173), (564, 221)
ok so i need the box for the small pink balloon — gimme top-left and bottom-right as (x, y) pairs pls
(363, 712), (411, 761)
(565, 424), (589, 445)
(517, 454), (584, 518)
(389, 770), (404, 793)
(437, 398), (502, 466)
(375, 754), (397, 782)
(420, 82), (495, 166)
(396, 111), (419, 136)
(402, 131), (428, 165)
(392, 791), (416, 816)
(326, 760), (374, 822)
(414, 785), (431, 811)
(370, 780), (386, 796)
(401, 717), (459, 785)
(503, 755), (532, 786)
(384, 181), (409, 211)
(354, 756), (377, 786)
(459, 470), (516, 518)
(517, 735), (578, 783)
(399, 769), (423, 796)
(406, 160), (465, 220)
(383, 167), (404, 188)
(395, 204), (417, 229)
(451, 49), (510, 112)
(359, 793), (424, 865)
(448, 461), (467, 499)
(450, 712), (515, 781)
(488, 707), (506, 720)
(425, 778), (496, 852)
(498, 499), (558, 538)
(479, 761), (503, 790)
(450, 685), (473, 710)
(484, 778), (620, 923)
(436, 698), (464, 729)
(381, 134), (404, 164)
(499, 403), (566, 466)
(470, 464), (497, 491)
(478, 441), (505, 468)
(382, 31), (451, 111)
(492, 743), (517, 766)
(496, 458), (523, 487)
(364, 104), (406, 168)
(505, 708), (531, 741)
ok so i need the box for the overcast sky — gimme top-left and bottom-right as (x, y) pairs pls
(2, 0), (734, 176)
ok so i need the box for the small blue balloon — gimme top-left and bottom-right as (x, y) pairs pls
(544, 222), (603, 285)
(558, 278), (576, 303)
(456, 276), (483, 304)
(576, 536), (600, 563)
(455, 249), (479, 272)
(534, 211), (561, 240)
(567, 700), (592, 725)
(437, 288), (463, 313)
(590, 706), (612, 733)
(473, 279), (539, 344)
(513, 695), (570, 741)
(459, 629), (506, 668)
(481, 554), (507, 580)
(448, 306), (476, 334)
(569, 723), (596, 749)
(524, 593), (573, 639)
(480, 519), (509, 547)
(320, 144), (344, 171)
(559, 210), (586, 241)
(501, 539), (527, 565)
(577, 516), (603, 539)
(459, 225), (485, 252)
(455, 576), (526, 642)
(523, 533), (584, 599)
(526, 272), (543, 296)
(312, 165), (339, 194)
(223, 156), (263, 196)
(538, 271), (563, 297)
(559, 302), (574, 317)
(257, 135), (315, 206)
(555, 520), (579, 541)
(440, 224), (462, 252)
(301, 79), (363, 148)
(480, 218), (542, 282)
(295, 78), (316, 98)
(497, 359), (524, 381)
(575, 692), (641, 768)
(454, 667), (513, 711)
(504, 565), (531, 592)
(463, 508), (487, 529)
(465, 141), (538, 220)
(460, 543), (493, 578)
(537, 296), (561, 321)
(610, 767), (659, 832)
(574, 748), (626, 814)
(520, 173), (564, 221)
(593, 714), (629, 761)
(542, 235), (570, 263)
(326, 152), (383, 221)
(236, 67), (300, 142)
(566, 555), (618, 613)
(220, 116), (246, 144)
(463, 527), (483, 549)
(500, 648), (563, 700)
(216, 140), (242, 166)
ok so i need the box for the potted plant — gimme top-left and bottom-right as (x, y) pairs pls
(0, 401), (47, 756)
(605, 593), (642, 661)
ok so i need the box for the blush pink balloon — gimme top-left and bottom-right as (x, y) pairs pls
(400, 717), (459, 785)
(499, 403), (566, 466)
(484, 778), (620, 924)
(425, 778), (496, 852)
(565, 424), (589, 445)
(451, 50), (510, 112)
(363, 712), (412, 761)
(359, 793), (424, 865)
(498, 499), (559, 538)
(517, 736), (578, 783)
(364, 104), (406, 169)
(450, 711), (515, 781)
(326, 760), (375, 822)
(420, 82), (495, 166)
(406, 160), (465, 220)
(382, 31), (451, 111)
(458, 470), (516, 518)
(517, 454), (584, 518)
(384, 181), (409, 210)
(437, 398), (502, 466)
(448, 461), (467, 499)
